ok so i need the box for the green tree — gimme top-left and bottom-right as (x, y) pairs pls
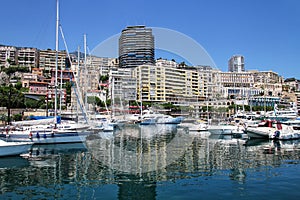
(87, 96), (100, 104)
(162, 102), (174, 109)
(12, 114), (23, 121)
(15, 81), (22, 90)
(2, 66), (29, 75)
(0, 85), (25, 124)
(100, 75), (109, 82)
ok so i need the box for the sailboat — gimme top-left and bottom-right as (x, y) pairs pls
(0, 139), (33, 157)
(1, 0), (91, 144)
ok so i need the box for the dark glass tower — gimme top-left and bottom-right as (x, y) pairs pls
(119, 25), (155, 68)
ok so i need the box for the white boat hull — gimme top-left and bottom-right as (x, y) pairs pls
(208, 125), (244, 135)
(246, 127), (273, 139)
(0, 140), (33, 157)
(246, 125), (300, 140)
(2, 130), (90, 144)
(180, 123), (208, 132)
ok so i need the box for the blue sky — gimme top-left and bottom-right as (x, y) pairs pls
(1, 0), (299, 79)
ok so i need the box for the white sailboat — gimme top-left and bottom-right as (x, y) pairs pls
(1, 0), (91, 144)
(0, 139), (33, 157)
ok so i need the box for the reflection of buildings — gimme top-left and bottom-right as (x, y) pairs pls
(86, 126), (300, 183)
(1, 128), (300, 199)
(86, 124), (180, 175)
(117, 175), (156, 200)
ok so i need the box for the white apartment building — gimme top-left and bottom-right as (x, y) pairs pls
(109, 68), (137, 107)
(17, 47), (39, 70)
(216, 70), (283, 101)
(39, 49), (67, 72)
(0, 46), (17, 66)
(218, 71), (256, 98)
(156, 58), (178, 68)
(133, 64), (206, 105)
(252, 70), (283, 96)
(228, 55), (245, 72)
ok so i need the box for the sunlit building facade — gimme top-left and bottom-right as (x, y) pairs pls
(228, 55), (245, 72)
(134, 64), (205, 105)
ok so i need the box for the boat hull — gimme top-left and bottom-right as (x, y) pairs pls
(0, 140), (33, 157)
(1, 131), (90, 144)
(207, 125), (244, 135)
(246, 127), (274, 139)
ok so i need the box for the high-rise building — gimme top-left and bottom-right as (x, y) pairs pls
(228, 55), (245, 72)
(119, 25), (155, 68)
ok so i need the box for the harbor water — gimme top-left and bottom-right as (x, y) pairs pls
(1, 124), (300, 199)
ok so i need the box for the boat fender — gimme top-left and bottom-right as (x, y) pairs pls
(36, 132), (40, 139)
(43, 133), (47, 139)
(29, 131), (33, 139)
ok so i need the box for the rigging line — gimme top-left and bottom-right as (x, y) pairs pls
(86, 46), (95, 68)
(59, 25), (73, 67)
(59, 24), (89, 124)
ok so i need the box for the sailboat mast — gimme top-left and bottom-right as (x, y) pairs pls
(111, 76), (114, 119)
(54, 0), (59, 128)
(60, 61), (63, 113)
(140, 70), (143, 118)
(84, 34), (88, 112)
(76, 46), (80, 121)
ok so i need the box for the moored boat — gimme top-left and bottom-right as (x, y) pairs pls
(207, 122), (245, 135)
(246, 119), (300, 140)
(2, 128), (90, 144)
(0, 139), (33, 157)
(180, 120), (208, 132)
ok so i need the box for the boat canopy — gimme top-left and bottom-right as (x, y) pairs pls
(12, 116), (61, 126)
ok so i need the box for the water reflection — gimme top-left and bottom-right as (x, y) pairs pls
(86, 124), (195, 175)
(0, 125), (300, 199)
(0, 157), (29, 169)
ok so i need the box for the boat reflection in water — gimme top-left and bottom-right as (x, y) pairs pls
(245, 138), (300, 155)
(0, 124), (300, 199)
(86, 124), (195, 174)
(0, 156), (30, 169)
